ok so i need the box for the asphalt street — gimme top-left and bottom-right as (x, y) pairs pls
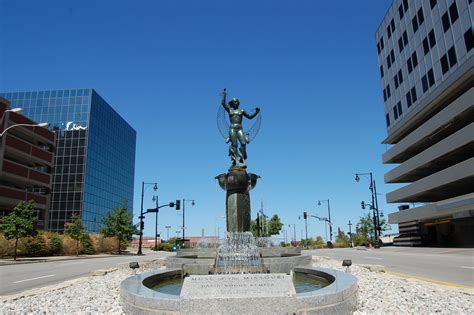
(0, 250), (173, 296)
(306, 246), (474, 287)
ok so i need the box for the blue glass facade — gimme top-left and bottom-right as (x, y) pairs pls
(0, 89), (136, 232)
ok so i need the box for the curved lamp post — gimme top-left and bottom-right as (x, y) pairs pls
(355, 172), (381, 245)
(0, 122), (49, 137)
(317, 199), (333, 241)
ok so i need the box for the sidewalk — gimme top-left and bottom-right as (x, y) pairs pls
(0, 248), (155, 266)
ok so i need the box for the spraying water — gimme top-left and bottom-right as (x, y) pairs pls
(214, 232), (265, 274)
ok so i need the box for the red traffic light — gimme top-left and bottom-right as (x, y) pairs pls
(303, 212), (308, 219)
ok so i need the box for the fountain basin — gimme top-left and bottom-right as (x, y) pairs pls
(121, 266), (357, 314)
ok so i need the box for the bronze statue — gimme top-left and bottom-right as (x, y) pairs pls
(219, 88), (261, 167)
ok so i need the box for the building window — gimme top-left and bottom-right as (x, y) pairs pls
(403, 31), (408, 46)
(423, 37), (430, 55)
(428, 30), (436, 48)
(377, 43), (381, 54)
(398, 69), (403, 84)
(464, 28), (473, 52)
(448, 46), (457, 67)
(442, 12), (450, 32)
(397, 101), (402, 116)
(412, 51), (418, 68)
(417, 8), (424, 25)
(430, 0), (437, 9)
(393, 105), (399, 120)
(407, 58), (413, 73)
(440, 54), (449, 74)
(386, 113), (390, 127)
(380, 65), (384, 78)
(387, 55), (392, 68)
(391, 50), (395, 63)
(411, 86), (417, 103)
(394, 74), (399, 89)
(403, 0), (408, 12)
(406, 92), (412, 107)
(383, 89), (387, 102)
(412, 16), (419, 33)
(398, 38), (404, 52)
(427, 68), (435, 87)
(449, 2), (459, 24)
(387, 25), (392, 38)
(399, 4), (404, 19)
(386, 84), (391, 98)
(422, 74), (429, 92)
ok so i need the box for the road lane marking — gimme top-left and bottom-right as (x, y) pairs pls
(363, 256), (383, 260)
(386, 271), (474, 289)
(13, 274), (55, 284)
(58, 261), (85, 266)
(460, 266), (474, 269)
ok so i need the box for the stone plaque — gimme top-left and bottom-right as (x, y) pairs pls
(180, 273), (297, 314)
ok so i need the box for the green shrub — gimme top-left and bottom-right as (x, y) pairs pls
(24, 234), (49, 257)
(46, 232), (63, 255)
(81, 233), (95, 254)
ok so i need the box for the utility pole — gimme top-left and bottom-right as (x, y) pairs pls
(348, 220), (353, 248)
(165, 225), (171, 241)
(152, 195), (159, 249)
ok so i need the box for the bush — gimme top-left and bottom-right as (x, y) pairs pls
(0, 233), (22, 258)
(42, 232), (63, 255)
(81, 233), (95, 254)
(61, 236), (82, 255)
(24, 234), (49, 257)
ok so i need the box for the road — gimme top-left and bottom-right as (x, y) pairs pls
(305, 246), (474, 287)
(0, 250), (173, 296)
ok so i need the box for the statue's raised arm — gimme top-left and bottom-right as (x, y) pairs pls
(221, 88), (229, 113)
(243, 107), (260, 119)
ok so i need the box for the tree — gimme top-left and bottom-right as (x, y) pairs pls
(353, 212), (391, 246)
(0, 201), (38, 260)
(335, 227), (350, 248)
(266, 214), (283, 236)
(64, 213), (87, 256)
(101, 205), (136, 254)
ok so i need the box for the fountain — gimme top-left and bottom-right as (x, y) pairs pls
(120, 89), (358, 314)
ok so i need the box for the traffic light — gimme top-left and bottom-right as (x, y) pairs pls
(175, 200), (181, 210)
(140, 221), (144, 230)
(361, 201), (365, 209)
(157, 234), (160, 238)
(303, 212), (308, 219)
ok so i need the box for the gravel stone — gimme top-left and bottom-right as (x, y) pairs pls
(1, 257), (472, 314)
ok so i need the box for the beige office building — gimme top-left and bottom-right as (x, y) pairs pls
(376, 0), (473, 246)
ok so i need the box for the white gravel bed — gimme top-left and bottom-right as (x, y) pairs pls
(313, 256), (474, 314)
(1, 257), (472, 314)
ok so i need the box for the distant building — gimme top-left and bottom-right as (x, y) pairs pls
(0, 97), (56, 229)
(0, 89), (136, 233)
(376, 1), (473, 246)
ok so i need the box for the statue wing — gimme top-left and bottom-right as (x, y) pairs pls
(245, 112), (262, 143)
(217, 103), (230, 139)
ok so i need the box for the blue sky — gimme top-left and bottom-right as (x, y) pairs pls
(1, 0), (398, 240)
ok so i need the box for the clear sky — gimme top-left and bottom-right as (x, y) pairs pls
(1, 0), (398, 241)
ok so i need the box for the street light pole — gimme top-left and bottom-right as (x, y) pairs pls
(165, 225), (171, 241)
(137, 181), (157, 255)
(318, 199), (332, 241)
(152, 195), (159, 249)
(355, 172), (380, 244)
(182, 199), (195, 248)
(348, 220), (353, 248)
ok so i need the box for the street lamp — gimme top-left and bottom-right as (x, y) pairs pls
(165, 225), (171, 241)
(0, 107), (23, 122)
(355, 172), (381, 245)
(152, 195), (159, 249)
(137, 181), (158, 255)
(317, 199), (333, 242)
(181, 199), (195, 248)
(0, 122), (49, 137)
(288, 224), (296, 244)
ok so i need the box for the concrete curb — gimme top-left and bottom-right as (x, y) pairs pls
(0, 253), (136, 266)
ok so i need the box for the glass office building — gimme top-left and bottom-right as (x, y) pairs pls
(0, 89), (136, 232)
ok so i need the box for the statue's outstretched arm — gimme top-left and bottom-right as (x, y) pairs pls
(221, 88), (229, 113)
(243, 107), (260, 119)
